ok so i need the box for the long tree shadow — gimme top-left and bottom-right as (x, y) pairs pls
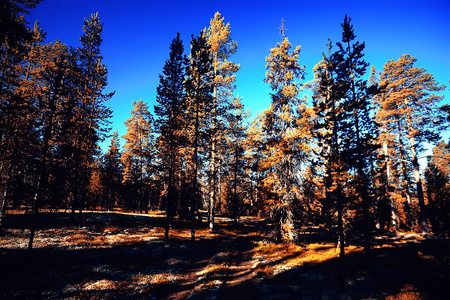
(0, 211), (262, 299)
(234, 238), (450, 299)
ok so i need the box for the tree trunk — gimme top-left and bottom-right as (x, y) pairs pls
(336, 184), (345, 257)
(397, 121), (414, 228)
(208, 71), (218, 232)
(409, 134), (430, 234)
(382, 138), (399, 230)
(233, 148), (238, 226)
(0, 173), (11, 234)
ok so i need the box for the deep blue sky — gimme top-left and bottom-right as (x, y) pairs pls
(26, 0), (450, 150)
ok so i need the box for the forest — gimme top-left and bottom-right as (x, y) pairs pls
(1, 1), (450, 299)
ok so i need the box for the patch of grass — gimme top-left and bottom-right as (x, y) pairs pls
(386, 284), (422, 300)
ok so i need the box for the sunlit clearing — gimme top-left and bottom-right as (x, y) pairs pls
(252, 241), (362, 277)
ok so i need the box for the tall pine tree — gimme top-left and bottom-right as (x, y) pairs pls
(205, 12), (240, 230)
(184, 30), (214, 241)
(154, 32), (187, 242)
(262, 20), (311, 242)
(378, 54), (447, 234)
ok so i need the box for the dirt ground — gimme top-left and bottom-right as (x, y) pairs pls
(0, 211), (449, 299)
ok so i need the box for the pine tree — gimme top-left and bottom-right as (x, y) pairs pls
(262, 21), (311, 242)
(425, 140), (450, 236)
(371, 65), (399, 230)
(224, 96), (249, 225)
(101, 130), (122, 210)
(335, 15), (375, 254)
(205, 12), (240, 231)
(26, 40), (75, 250)
(311, 39), (347, 256)
(71, 12), (113, 219)
(378, 54), (447, 234)
(245, 112), (267, 215)
(184, 30), (214, 241)
(122, 100), (154, 212)
(154, 32), (187, 242)
(0, 1), (42, 234)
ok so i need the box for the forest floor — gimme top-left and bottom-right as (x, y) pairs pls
(0, 211), (449, 300)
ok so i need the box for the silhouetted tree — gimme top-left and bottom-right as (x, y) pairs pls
(70, 12), (113, 220)
(336, 15), (376, 255)
(154, 32), (187, 242)
(101, 130), (122, 210)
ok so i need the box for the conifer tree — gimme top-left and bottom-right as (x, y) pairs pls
(378, 54), (447, 234)
(71, 12), (113, 219)
(225, 96), (249, 225)
(154, 32), (187, 242)
(425, 140), (450, 236)
(184, 30), (214, 241)
(26, 40), (75, 250)
(245, 112), (267, 215)
(311, 39), (347, 256)
(122, 100), (154, 212)
(262, 21), (311, 242)
(205, 12), (240, 230)
(101, 130), (122, 210)
(0, 1), (42, 233)
(371, 65), (399, 230)
(335, 15), (376, 254)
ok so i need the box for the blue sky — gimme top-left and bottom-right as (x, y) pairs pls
(26, 0), (450, 150)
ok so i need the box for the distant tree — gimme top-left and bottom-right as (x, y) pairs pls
(101, 130), (122, 210)
(245, 112), (267, 215)
(154, 32), (187, 242)
(378, 54), (447, 234)
(224, 96), (249, 225)
(184, 30), (214, 241)
(122, 100), (154, 213)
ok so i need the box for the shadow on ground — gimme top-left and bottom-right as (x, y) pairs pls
(1, 212), (449, 299)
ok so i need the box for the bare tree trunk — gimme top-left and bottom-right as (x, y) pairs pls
(397, 121), (414, 228)
(208, 74), (218, 232)
(382, 139), (399, 230)
(409, 134), (430, 234)
(336, 183), (345, 257)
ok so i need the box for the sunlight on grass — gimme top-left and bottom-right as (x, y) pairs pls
(132, 272), (180, 286)
(196, 263), (230, 277)
(253, 241), (362, 277)
(386, 284), (422, 300)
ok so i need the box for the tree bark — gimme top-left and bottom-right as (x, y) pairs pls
(409, 134), (430, 234)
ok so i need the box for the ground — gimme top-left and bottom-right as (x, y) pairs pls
(0, 211), (449, 299)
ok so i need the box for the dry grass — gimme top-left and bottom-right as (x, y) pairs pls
(252, 241), (363, 278)
(1, 211), (449, 300)
(386, 284), (422, 300)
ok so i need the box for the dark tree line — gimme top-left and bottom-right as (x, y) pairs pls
(0, 1), (112, 250)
